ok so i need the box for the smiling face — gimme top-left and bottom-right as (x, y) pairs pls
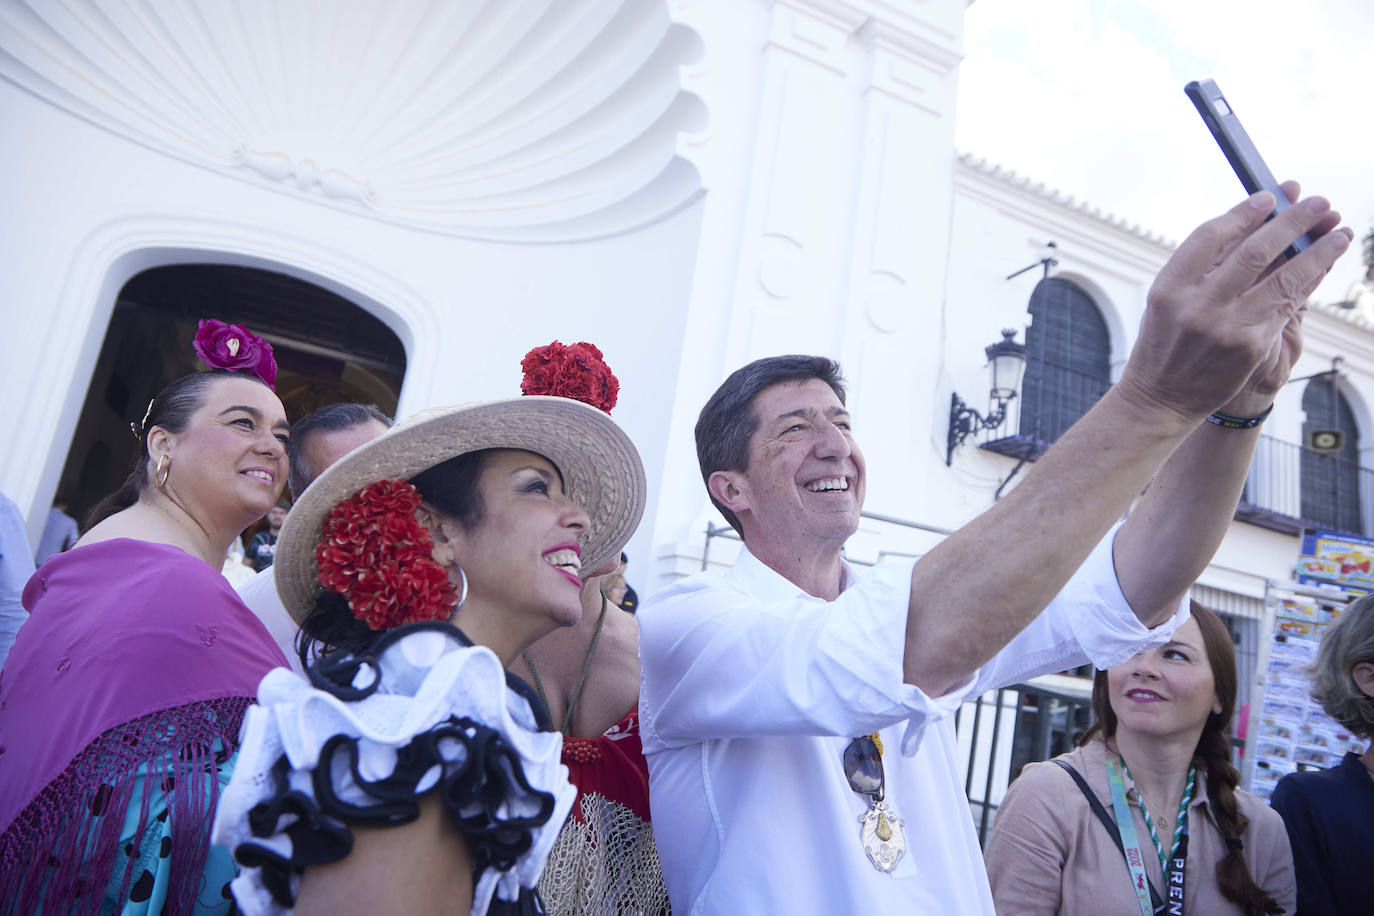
(441, 449), (591, 660)
(150, 375), (289, 531)
(1106, 617), (1222, 743)
(711, 378), (866, 556)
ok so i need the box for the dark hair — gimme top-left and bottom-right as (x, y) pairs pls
(84, 369), (268, 530)
(1080, 602), (1282, 916)
(694, 355), (846, 536)
(1309, 592), (1374, 738)
(286, 403), (394, 499)
(297, 450), (488, 666)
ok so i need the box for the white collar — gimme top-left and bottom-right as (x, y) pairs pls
(730, 544), (857, 601)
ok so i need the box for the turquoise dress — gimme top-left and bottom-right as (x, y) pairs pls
(103, 750), (239, 915)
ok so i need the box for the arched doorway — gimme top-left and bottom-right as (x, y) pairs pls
(54, 264), (406, 529)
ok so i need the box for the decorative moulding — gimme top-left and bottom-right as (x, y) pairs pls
(0, 0), (707, 242)
(956, 153), (1175, 249)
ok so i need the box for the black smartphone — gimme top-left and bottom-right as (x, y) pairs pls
(1184, 78), (1311, 257)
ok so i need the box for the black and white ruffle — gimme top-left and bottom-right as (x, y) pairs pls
(213, 623), (573, 915)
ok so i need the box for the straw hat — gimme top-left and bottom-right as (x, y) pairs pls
(274, 396), (646, 627)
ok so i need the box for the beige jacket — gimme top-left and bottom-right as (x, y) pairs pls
(983, 739), (1295, 916)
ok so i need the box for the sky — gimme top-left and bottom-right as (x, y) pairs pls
(955, 0), (1373, 305)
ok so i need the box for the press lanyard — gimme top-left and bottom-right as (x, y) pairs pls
(1107, 759), (1189, 916)
(1107, 759), (1154, 916)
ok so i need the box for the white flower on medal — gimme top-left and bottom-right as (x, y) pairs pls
(859, 799), (906, 873)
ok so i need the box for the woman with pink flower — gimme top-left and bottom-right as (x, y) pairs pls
(0, 320), (291, 914)
(212, 372), (646, 914)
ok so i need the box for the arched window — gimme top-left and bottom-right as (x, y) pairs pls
(1017, 278), (1112, 447)
(1301, 378), (1362, 534)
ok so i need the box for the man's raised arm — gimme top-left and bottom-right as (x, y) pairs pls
(902, 190), (1352, 698)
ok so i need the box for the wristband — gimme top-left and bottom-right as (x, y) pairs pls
(1206, 403), (1273, 429)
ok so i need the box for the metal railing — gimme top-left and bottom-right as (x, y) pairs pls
(958, 679), (1094, 845)
(957, 678), (1245, 846)
(1240, 434), (1372, 537)
(701, 511), (953, 571)
(1016, 364), (1113, 447)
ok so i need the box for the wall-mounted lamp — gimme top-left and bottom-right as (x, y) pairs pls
(946, 329), (1028, 465)
(1006, 241), (1058, 281)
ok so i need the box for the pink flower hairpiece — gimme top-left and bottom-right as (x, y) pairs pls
(520, 340), (619, 413)
(193, 318), (278, 389)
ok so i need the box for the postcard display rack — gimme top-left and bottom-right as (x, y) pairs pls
(1243, 580), (1363, 799)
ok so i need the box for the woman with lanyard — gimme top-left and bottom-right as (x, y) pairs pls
(984, 602), (1294, 915)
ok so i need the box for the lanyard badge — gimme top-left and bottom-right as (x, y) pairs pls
(1107, 758), (1158, 916)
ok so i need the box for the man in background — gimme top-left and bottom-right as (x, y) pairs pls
(237, 403), (393, 669)
(34, 501), (78, 566)
(0, 493), (34, 668)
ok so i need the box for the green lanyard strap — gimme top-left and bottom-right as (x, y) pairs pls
(1106, 758), (1156, 916)
(1123, 760), (1194, 874)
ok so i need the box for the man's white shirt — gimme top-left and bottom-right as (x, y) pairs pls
(637, 524), (1188, 915)
(235, 567), (305, 674)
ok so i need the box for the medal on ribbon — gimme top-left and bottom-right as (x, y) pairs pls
(843, 733), (907, 873)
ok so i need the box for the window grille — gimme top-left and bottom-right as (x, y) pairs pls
(1017, 278), (1112, 448)
(1300, 378), (1362, 535)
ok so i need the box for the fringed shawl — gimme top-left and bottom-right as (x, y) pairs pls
(0, 539), (288, 914)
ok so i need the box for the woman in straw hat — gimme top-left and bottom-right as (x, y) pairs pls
(213, 392), (645, 916)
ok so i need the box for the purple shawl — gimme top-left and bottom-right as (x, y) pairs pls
(0, 539), (287, 912)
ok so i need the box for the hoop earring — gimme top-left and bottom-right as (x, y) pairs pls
(154, 454), (171, 489)
(453, 566), (468, 614)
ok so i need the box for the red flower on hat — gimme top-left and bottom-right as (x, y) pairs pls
(315, 479), (459, 630)
(193, 318), (279, 389)
(520, 341), (619, 413)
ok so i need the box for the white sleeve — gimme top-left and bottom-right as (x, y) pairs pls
(966, 522), (1190, 696)
(0, 496), (35, 670)
(638, 560), (967, 758)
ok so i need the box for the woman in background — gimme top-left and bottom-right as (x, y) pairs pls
(0, 320), (290, 914)
(1269, 593), (1374, 916)
(984, 603), (1294, 915)
(510, 341), (669, 915)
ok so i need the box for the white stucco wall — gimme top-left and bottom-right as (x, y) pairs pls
(3, 0), (1372, 608)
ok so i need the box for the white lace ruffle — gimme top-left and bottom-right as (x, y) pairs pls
(212, 628), (573, 916)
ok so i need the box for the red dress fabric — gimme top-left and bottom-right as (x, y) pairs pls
(560, 705), (652, 822)
(539, 704), (670, 914)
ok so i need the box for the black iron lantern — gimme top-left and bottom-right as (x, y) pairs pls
(946, 329), (1028, 465)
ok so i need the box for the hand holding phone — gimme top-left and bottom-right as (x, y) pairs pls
(1184, 78), (1312, 258)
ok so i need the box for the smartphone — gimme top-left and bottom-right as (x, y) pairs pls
(1184, 78), (1311, 257)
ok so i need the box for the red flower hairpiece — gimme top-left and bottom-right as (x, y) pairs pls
(520, 341), (619, 413)
(193, 318), (279, 390)
(315, 480), (458, 630)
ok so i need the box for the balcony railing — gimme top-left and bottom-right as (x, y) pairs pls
(1239, 434), (1373, 538)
